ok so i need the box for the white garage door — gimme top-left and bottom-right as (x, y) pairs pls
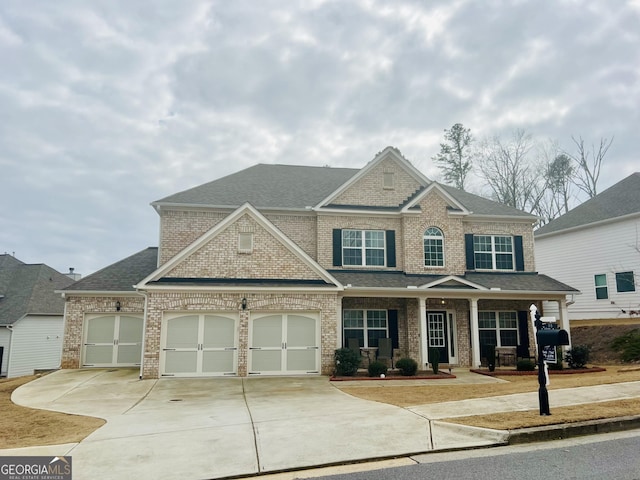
(249, 312), (319, 375)
(161, 313), (238, 377)
(83, 315), (143, 367)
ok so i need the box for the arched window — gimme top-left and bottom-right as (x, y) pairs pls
(424, 227), (444, 267)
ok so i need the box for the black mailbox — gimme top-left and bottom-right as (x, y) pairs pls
(536, 329), (570, 347)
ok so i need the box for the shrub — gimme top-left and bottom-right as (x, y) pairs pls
(565, 345), (590, 369)
(429, 347), (440, 374)
(516, 359), (536, 371)
(395, 357), (418, 376)
(368, 361), (388, 377)
(611, 329), (640, 362)
(334, 348), (360, 376)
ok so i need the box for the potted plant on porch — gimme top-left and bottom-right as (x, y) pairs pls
(486, 344), (496, 372)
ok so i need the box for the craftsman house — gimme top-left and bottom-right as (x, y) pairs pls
(61, 147), (576, 378)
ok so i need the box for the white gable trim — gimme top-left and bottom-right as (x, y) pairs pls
(417, 275), (488, 290)
(135, 203), (341, 289)
(401, 182), (470, 215)
(316, 146), (431, 208)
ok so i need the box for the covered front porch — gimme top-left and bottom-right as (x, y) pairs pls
(332, 271), (578, 369)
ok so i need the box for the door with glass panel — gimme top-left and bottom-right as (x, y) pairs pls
(83, 315), (143, 367)
(161, 313), (238, 376)
(427, 311), (449, 363)
(249, 313), (319, 375)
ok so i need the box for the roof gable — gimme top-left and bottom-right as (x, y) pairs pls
(137, 204), (340, 288)
(318, 146), (431, 209)
(536, 172), (640, 237)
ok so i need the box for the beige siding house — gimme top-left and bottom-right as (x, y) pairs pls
(61, 147), (577, 379)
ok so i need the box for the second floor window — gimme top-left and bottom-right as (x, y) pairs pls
(424, 227), (444, 267)
(616, 271), (636, 293)
(342, 229), (385, 266)
(473, 235), (514, 270)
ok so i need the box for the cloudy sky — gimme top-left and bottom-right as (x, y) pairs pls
(1, 0), (638, 276)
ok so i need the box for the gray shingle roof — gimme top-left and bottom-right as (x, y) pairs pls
(63, 248), (158, 292)
(535, 172), (640, 237)
(152, 163), (536, 219)
(153, 164), (359, 210)
(0, 255), (75, 325)
(330, 270), (577, 293)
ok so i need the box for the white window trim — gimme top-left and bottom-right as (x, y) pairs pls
(594, 273), (609, 300)
(473, 235), (515, 271)
(342, 229), (386, 267)
(343, 309), (388, 348)
(424, 227), (445, 268)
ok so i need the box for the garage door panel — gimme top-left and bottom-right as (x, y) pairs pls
(252, 315), (283, 348)
(85, 345), (114, 365)
(164, 351), (198, 374)
(202, 351), (234, 373)
(86, 316), (115, 343)
(286, 349), (316, 371)
(203, 315), (235, 348)
(166, 315), (199, 349)
(119, 316), (144, 343)
(117, 344), (142, 364)
(287, 315), (316, 347)
(251, 350), (282, 372)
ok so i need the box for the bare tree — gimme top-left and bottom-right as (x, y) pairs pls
(432, 123), (474, 190)
(477, 129), (547, 213)
(566, 135), (614, 198)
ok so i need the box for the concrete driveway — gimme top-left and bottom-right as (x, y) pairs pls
(8, 369), (505, 480)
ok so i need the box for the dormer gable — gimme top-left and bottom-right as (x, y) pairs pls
(317, 146), (431, 210)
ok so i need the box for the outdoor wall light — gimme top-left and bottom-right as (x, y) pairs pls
(115, 301), (121, 312)
(241, 297), (247, 310)
(441, 298), (446, 305)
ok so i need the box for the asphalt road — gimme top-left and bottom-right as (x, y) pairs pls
(311, 429), (640, 480)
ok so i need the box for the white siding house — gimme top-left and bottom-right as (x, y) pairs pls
(535, 173), (640, 323)
(0, 255), (75, 377)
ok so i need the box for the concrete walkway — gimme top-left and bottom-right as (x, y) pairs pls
(4, 369), (640, 480)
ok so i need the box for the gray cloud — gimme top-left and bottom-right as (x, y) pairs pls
(1, 0), (638, 274)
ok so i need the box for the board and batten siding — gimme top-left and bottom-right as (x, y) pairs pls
(6, 315), (65, 378)
(0, 327), (11, 377)
(535, 217), (640, 321)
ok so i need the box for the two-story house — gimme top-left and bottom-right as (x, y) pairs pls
(61, 147), (577, 378)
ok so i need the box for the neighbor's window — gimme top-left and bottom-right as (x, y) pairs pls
(594, 274), (608, 299)
(616, 271), (636, 293)
(473, 235), (514, 270)
(342, 229), (385, 266)
(343, 309), (388, 348)
(478, 311), (518, 349)
(424, 227), (444, 267)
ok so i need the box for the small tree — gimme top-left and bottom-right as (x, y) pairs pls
(432, 123), (474, 190)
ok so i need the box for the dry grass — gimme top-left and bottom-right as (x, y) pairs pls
(0, 375), (105, 449)
(336, 366), (640, 429)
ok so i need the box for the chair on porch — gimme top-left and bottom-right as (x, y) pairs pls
(377, 338), (394, 369)
(347, 337), (360, 355)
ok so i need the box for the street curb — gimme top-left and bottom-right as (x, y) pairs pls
(507, 415), (640, 444)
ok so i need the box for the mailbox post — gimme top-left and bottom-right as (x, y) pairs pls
(531, 305), (570, 415)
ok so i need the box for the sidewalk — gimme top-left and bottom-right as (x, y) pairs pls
(3, 369), (640, 479)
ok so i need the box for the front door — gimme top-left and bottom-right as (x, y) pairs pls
(427, 311), (449, 363)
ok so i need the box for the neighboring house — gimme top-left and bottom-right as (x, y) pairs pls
(535, 172), (640, 324)
(61, 147), (577, 379)
(0, 255), (75, 377)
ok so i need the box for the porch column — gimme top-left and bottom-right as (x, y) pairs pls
(559, 297), (572, 363)
(469, 298), (481, 368)
(336, 296), (343, 349)
(419, 297), (428, 368)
